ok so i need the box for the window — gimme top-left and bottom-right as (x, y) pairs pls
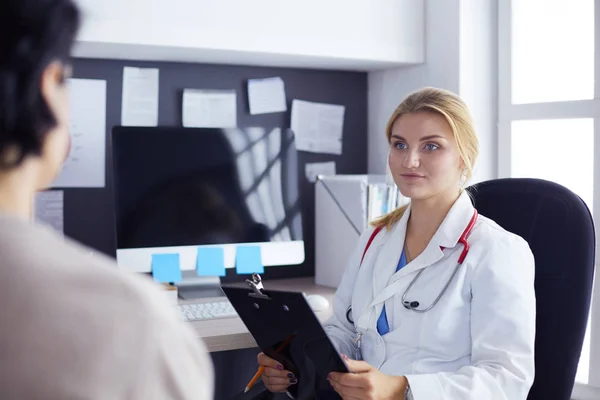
(511, 119), (594, 209)
(511, 0), (594, 104)
(499, 0), (598, 394)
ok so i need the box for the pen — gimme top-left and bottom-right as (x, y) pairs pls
(244, 334), (296, 393)
(244, 365), (266, 393)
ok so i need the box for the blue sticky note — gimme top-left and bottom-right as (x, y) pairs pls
(235, 245), (264, 274)
(151, 253), (182, 283)
(196, 247), (226, 277)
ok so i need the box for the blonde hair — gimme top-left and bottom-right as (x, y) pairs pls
(373, 87), (479, 230)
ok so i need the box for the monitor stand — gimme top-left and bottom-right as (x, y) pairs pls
(175, 272), (224, 300)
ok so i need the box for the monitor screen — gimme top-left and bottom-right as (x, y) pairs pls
(111, 126), (304, 273)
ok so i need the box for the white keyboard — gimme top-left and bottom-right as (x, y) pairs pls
(178, 301), (238, 322)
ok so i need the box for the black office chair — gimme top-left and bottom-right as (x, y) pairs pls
(467, 178), (596, 400)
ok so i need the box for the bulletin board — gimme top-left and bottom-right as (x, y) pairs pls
(60, 57), (368, 280)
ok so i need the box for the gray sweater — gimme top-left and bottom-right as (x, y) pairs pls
(0, 214), (213, 399)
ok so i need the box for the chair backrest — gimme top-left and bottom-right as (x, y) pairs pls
(466, 178), (595, 400)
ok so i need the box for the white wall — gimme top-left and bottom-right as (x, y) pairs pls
(367, 0), (498, 184)
(73, 0), (425, 70)
(368, 0), (461, 173)
(459, 0), (498, 184)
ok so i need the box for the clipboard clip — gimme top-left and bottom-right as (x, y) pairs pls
(245, 273), (271, 300)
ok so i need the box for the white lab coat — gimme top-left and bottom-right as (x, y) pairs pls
(324, 191), (536, 399)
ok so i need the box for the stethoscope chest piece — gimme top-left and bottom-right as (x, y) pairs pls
(403, 301), (420, 310)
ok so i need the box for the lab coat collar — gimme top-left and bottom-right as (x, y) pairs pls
(371, 191), (475, 290)
(431, 191), (476, 250)
(370, 202), (411, 299)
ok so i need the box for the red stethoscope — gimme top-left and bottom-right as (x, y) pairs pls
(401, 209), (479, 313)
(345, 209), (479, 324)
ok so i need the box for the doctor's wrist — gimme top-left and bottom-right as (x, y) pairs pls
(394, 376), (409, 399)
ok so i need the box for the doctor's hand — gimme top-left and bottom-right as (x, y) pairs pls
(329, 355), (408, 400)
(257, 352), (298, 393)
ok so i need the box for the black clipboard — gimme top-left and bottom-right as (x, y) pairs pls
(221, 274), (348, 400)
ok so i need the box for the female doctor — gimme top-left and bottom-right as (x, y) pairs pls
(259, 87), (536, 399)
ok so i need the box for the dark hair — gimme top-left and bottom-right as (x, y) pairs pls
(0, 0), (80, 169)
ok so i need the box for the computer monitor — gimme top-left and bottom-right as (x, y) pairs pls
(111, 126), (305, 299)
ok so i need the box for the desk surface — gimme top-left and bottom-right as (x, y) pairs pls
(182, 277), (336, 353)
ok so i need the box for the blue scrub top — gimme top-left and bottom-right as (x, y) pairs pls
(376, 250), (408, 335)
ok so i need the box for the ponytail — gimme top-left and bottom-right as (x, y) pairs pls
(371, 204), (409, 231)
